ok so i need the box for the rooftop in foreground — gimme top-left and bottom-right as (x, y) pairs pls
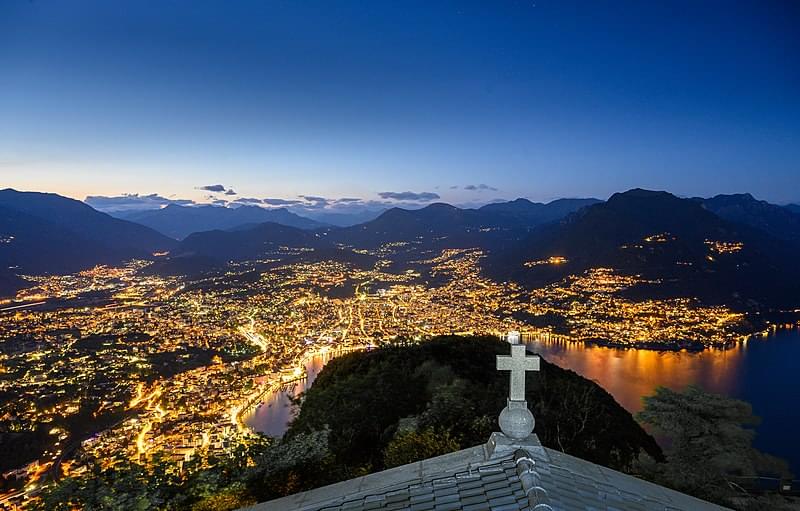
(243, 432), (728, 511)
(243, 332), (729, 511)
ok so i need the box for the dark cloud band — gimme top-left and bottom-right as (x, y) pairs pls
(85, 193), (195, 213)
(198, 184), (227, 192)
(378, 191), (440, 201)
(464, 184), (497, 192)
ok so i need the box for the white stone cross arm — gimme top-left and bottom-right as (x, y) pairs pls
(496, 344), (540, 402)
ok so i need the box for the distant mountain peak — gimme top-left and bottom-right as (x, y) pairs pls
(699, 193), (800, 243)
(329, 197), (602, 249)
(118, 202), (325, 239)
(422, 202), (460, 212)
(374, 202), (459, 219)
(0, 189), (175, 295)
(705, 192), (758, 203)
(490, 190), (800, 309)
(609, 188), (676, 202)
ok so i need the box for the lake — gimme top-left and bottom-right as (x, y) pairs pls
(245, 327), (800, 472)
(525, 327), (800, 473)
(243, 349), (337, 437)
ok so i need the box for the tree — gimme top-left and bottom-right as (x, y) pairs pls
(245, 428), (336, 502)
(637, 385), (792, 509)
(191, 482), (254, 511)
(30, 455), (182, 511)
(383, 428), (459, 468)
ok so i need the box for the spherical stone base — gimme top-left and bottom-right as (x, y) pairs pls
(498, 400), (535, 440)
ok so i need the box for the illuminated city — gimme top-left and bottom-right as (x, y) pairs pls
(0, 241), (775, 507)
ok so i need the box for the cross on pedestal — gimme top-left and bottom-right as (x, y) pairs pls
(496, 332), (541, 440)
(496, 342), (540, 401)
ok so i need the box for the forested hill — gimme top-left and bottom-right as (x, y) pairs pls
(287, 336), (663, 475)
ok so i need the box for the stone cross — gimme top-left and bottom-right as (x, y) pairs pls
(496, 331), (540, 440)
(496, 333), (539, 401)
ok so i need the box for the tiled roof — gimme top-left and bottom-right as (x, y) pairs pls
(324, 456), (529, 511)
(243, 433), (730, 511)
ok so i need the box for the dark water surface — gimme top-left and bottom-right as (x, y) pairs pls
(243, 350), (335, 437)
(245, 328), (800, 472)
(525, 328), (800, 473)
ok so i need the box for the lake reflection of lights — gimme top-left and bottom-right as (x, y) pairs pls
(525, 336), (747, 413)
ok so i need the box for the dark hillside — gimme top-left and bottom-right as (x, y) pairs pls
(698, 193), (800, 244)
(490, 189), (800, 308)
(288, 335), (662, 474)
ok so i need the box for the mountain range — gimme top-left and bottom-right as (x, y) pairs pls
(478, 197), (603, 226)
(299, 208), (386, 227)
(326, 198), (600, 250)
(174, 222), (327, 261)
(123, 197), (599, 268)
(0, 189), (174, 290)
(117, 204), (326, 239)
(2, 187), (799, 310)
(696, 193), (800, 244)
(492, 189), (800, 308)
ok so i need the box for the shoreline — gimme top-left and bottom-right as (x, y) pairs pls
(520, 313), (800, 353)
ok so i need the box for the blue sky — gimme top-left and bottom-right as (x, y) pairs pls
(1, 0), (798, 209)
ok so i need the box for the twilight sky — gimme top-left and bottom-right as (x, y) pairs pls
(1, 0), (798, 208)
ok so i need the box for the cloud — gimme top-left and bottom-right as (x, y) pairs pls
(297, 195), (331, 209)
(282, 197), (393, 226)
(263, 196), (374, 211)
(198, 184), (227, 193)
(246, 194), (433, 225)
(263, 198), (304, 206)
(224, 189), (237, 196)
(85, 193), (195, 213)
(378, 191), (440, 202)
(233, 197), (263, 204)
(464, 184), (498, 192)
(300, 195), (328, 203)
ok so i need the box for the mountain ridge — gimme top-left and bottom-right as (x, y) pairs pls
(173, 221), (329, 261)
(328, 198), (600, 250)
(0, 189), (176, 296)
(4, 188), (799, 310)
(118, 203), (326, 239)
(490, 188), (800, 308)
(696, 193), (800, 244)
(1, 189), (173, 253)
